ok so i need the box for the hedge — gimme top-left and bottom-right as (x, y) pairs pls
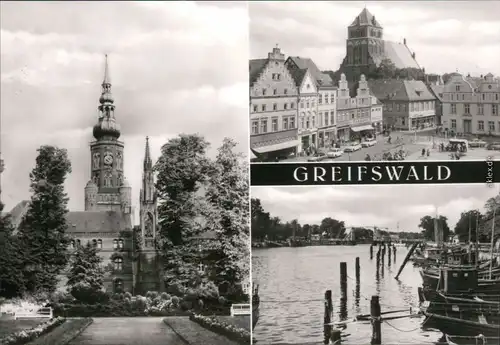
(0, 317), (65, 345)
(189, 314), (250, 345)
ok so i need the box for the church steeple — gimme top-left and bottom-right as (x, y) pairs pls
(143, 136), (153, 171)
(93, 54), (121, 140)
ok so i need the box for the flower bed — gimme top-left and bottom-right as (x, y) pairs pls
(0, 317), (65, 345)
(189, 313), (250, 345)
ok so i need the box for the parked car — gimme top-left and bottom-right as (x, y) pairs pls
(307, 152), (328, 162)
(361, 138), (377, 147)
(326, 148), (343, 159)
(343, 142), (362, 152)
(486, 142), (500, 151)
(469, 138), (487, 148)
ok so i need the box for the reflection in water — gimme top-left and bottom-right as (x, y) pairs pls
(253, 245), (443, 344)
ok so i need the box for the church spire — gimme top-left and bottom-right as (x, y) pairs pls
(144, 136), (152, 171)
(93, 54), (121, 140)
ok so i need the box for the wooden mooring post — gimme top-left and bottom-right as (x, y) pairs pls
(393, 246), (396, 263)
(324, 290), (333, 344)
(370, 295), (382, 345)
(388, 245), (392, 262)
(340, 262), (347, 298)
(370, 244), (373, 259)
(355, 257), (360, 284)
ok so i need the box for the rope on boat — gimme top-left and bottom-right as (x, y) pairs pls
(382, 313), (432, 333)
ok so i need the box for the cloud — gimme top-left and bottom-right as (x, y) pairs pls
(1, 1), (248, 223)
(249, 1), (500, 76)
(251, 185), (499, 232)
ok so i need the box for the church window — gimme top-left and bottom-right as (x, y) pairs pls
(113, 279), (123, 293)
(113, 239), (118, 249)
(113, 257), (123, 270)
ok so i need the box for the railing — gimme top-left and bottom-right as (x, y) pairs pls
(14, 307), (53, 320)
(230, 304), (251, 316)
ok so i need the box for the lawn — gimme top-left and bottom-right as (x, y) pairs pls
(0, 318), (44, 339)
(215, 315), (251, 332)
(26, 318), (92, 345)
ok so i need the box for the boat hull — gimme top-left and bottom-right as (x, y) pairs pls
(423, 311), (500, 338)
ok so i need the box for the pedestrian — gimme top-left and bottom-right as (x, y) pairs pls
(421, 148), (426, 156)
(426, 148), (430, 157)
(365, 154), (371, 161)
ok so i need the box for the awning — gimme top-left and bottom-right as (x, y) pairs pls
(253, 140), (299, 154)
(250, 150), (258, 160)
(351, 125), (374, 132)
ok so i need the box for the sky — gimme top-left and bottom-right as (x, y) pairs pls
(0, 1), (249, 223)
(249, 1), (500, 76)
(251, 184), (500, 232)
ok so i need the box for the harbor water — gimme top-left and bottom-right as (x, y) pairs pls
(252, 245), (444, 344)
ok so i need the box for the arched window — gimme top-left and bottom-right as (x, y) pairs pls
(118, 239), (124, 249)
(113, 279), (123, 293)
(97, 239), (102, 249)
(113, 257), (123, 270)
(113, 239), (118, 249)
(76, 239), (81, 247)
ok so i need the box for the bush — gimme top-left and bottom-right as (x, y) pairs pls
(171, 296), (180, 307)
(160, 292), (170, 300)
(1, 317), (66, 345)
(70, 286), (109, 305)
(190, 314), (250, 345)
(145, 291), (158, 299)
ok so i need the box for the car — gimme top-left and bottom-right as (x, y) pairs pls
(307, 152), (328, 162)
(361, 138), (377, 147)
(326, 148), (343, 159)
(343, 142), (362, 152)
(469, 138), (487, 148)
(486, 142), (500, 151)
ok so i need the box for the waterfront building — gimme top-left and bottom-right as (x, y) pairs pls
(336, 74), (375, 142)
(285, 56), (337, 151)
(338, 8), (422, 83)
(441, 73), (500, 135)
(368, 79), (437, 130)
(249, 46), (299, 160)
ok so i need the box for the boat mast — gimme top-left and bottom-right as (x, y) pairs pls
(468, 212), (472, 263)
(489, 198), (497, 280)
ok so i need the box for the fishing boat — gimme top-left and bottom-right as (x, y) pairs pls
(252, 284), (260, 330)
(444, 333), (500, 345)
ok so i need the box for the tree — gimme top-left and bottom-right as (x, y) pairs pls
(0, 202), (25, 298)
(204, 138), (249, 296)
(479, 194), (500, 241)
(454, 210), (482, 242)
(154, 134), (212, 247)
(419, 215), (450, 241)
(251, 198), (271, 242)
(66, 242), (104, 304)
(319, 217), (346, 238)
(18, 145), (72, 293)
(374, 58), (397, 79)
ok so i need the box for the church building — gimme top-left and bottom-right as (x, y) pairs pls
(338, 8), (422, 83)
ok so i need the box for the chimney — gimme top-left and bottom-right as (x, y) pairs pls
(412, 52), (416, 59)
(403, 38), (406, 45)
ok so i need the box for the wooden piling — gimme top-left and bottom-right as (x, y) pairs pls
(355, 257), (360, 283)
(370, 295), (382, 345)
(340, 262), (347, 298)
(370, 245), (373, 259)
(388, 245), (391, 261)
(324, 290), (333, 344)
(331, 328), (342, 344)
(395, 242), (419, 280)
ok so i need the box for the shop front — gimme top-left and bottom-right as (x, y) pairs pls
(350, 124), (375, 141)
(317, 127), (337, 149)
(411, 115), (436, 130)
(298, 129), (318, 154)
(336, 126), (350, 143)
(251, 129), (299, 162)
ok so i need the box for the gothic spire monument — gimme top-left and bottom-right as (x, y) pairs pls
(85, 55), (131, 213)
(140, 136), (158, 249)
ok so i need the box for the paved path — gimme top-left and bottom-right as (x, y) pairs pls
(68, 317), (186, 345)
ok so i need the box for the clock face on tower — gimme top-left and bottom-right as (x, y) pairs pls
(103, 152), (113, 165)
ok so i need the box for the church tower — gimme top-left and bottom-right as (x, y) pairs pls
(346, 8), (384, 67)
(139, 137), (157, 248)
(85, 55), (127, 211)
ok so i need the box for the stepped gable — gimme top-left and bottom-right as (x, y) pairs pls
(287, 56), (333, 86)
(249, 59), (268, 87)
(66, 211), (132, 233)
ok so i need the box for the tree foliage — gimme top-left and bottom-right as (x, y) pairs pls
(419, 215), (450, 241)
(454, 210), (483, 242)
(17, 145), (72, 293)
(154, 134), (211, 247)
(204, 138), (249, 294)
(0, 202), (25, 298)
(67, 242), (104, 303)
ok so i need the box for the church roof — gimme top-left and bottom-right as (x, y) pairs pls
(249, 58), (268, 87)
(382, 41), (420, 69)
(66, 211), (132, 233)
(349, 8), (382, 28)
(286, 56), (333, 86)
(368, 79), (436, 102)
